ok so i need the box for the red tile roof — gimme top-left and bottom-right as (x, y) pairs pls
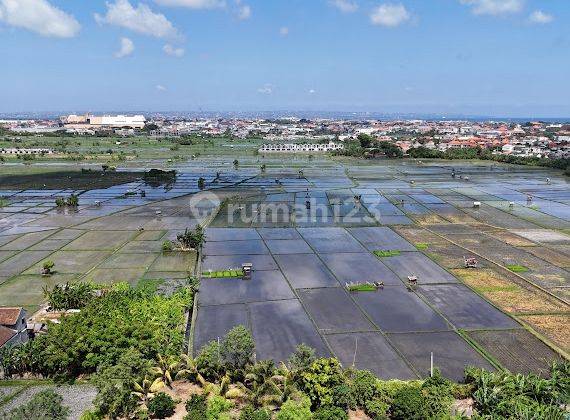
(0, 325), (16, 347)
(0, 307), (23, 326)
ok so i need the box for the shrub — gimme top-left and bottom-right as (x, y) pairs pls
(421, 369), (454, 418)
(299, 358), (345, 408)
(148, 392), (175, 419)
(162, 240), (173, 252)
(364, 399), (389, 420)
(331, 384), (354, 409)
(313, 406), (348, 420)
(206, 396), (232, 420)
(80, 409), (103, 420)
(184, 394), (207, 420)
(196, 341), (223, 381)
(177, 225), (205, 250)
(42, 260), (55, 271)
(67, 194), (79, 207)
(239, 405), (271, 420)
(220, 325), (255, 371)
(350, 370), (379, 407)
(55, 197), (66, 207)
(390, 385), (427, 420)
(3, 389), (69, 420)
(276, 395), (313, 420)
(44, 282), (95, 310)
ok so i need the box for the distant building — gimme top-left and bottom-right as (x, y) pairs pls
(0, 307), (28, 348)
(61, 113), (146, 130)
(259, 142), (343, 153)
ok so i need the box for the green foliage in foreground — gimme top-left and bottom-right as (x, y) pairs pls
(0, 282), (192, 378)
(1, 389), (69, 420)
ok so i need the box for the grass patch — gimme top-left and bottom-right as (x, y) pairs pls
(415, 243), (429, 250)
(347, 284), (378, 292)
(136, 278), (165, 293)
(373, 250), (401, 258)
(506, 264), (529, 273)
(0, 199), (8, 208)
(202, 269), (244, 278)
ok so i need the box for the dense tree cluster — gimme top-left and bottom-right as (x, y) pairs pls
(408, 146), (570, 173)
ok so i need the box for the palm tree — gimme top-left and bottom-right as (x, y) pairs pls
(131, 376), (164, 410)
(149, 354), (177, 388)
(174, 354), (206, 386)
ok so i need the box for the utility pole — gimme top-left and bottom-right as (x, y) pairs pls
(352, 337), (358, 368)
(430, 352), (434, 377)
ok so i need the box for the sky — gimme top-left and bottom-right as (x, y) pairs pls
(0, 0), (569, 117)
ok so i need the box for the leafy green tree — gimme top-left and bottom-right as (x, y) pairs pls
(358, 134), (374, 148)
(184, 394), (207, 420)
(421, 369), (454, 418)
(220, 325), (255, 372)
(299, 358), (344, 408)
(288, 344), (316, 372)
(276, 395), (313, 420)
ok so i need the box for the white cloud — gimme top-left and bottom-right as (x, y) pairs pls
(95, 0), (179, 39)
(279, 26), (289, 36)
(257, 84), (273, 94)
(115, 37), (134, 58)
(330, 0), (358, 13)
(237, 4), (251, 20)
(163, 43), (185, 57)
(370, 3), (410, 27)
(309, 89), (316, 94)
(529, 10), (553, 24)
(156, 84), (167, 91)
(154, 0), (225, 8)
(460, 0), (524, 16)
(0, 0), (80, 38)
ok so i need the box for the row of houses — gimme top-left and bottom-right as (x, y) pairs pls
(258, 142), (344, 153)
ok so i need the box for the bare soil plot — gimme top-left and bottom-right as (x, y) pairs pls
(0, 230), (55, 251)
(118, 240), (163, 253)
(466, 329), (563, 376)
(347, 227), (416, 251)
(28, 239), (72, 251)
(99, 253), (158, 269)
(199, 270), (294, 305)
(202, 254), (278, 272)
(0, 273), (77, 309)
(63, 230), (135, 251)
(417, 284), (521, 330)
(424, 243), (484, 269)
(203, 239), (270, 256)
(83, 268), (147, 285)
(24, 250), (110, 274)
(326, 332), (417, 379)
(519, 314), (570, 353)
(206, 228), (261, 241)
(298, 288), (375, 333)
(0, 250), (16, 264)
(524, 247), (570, 268)
(352, 287), (450, 333)
(48, 228), (85, 240)
(412, 214), (450, 226)
(388, 331), (495, 382)
(0, 250), (54, 278)
(135, 230), (167, 241)
(392, 226), (449, 246)
(265, 239), (313, 254)
(320, 252), (401, 285)
(193, 303), (249, 353)
(511, 229), (570, 244)
(381, 252), (459, 284)
(452, 268), (568, 314)
(150, 251), (196, 272)
(249, 299), (330, 362)
(274, 253), (339, 289)
(484, 231), (536, 247)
